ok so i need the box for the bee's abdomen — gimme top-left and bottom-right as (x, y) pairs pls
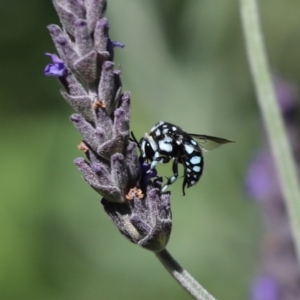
(182, 146), (203, 187)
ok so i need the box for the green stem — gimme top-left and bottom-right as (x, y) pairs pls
(156, 249), (216, 300)
(239, 0), (300, 264)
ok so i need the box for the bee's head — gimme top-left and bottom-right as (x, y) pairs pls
(140, 134), (157, 161)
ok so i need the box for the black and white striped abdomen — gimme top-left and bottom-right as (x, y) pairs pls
(182, 142), (203, 188)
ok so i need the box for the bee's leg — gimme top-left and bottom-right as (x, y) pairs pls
(182, 176), (187, 196)
(162, 158), (178, 192)
(148, 152), (170, 171)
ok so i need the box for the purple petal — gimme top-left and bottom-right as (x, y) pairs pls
(104, 21), (125, 51)
(275, 78), (297, 114)
(44, 53), (67, 77)
(107, 38), (125, 51)
(251, 276), (280, 300)
(140, 159), (157, 185)
(245, 151), (279, 201)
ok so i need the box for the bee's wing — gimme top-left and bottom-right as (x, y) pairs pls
(188, 134), (234, 152)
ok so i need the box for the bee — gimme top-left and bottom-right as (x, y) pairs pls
(133, 121), (233, 195)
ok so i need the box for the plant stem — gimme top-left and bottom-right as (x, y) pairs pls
(156, 249), (216, 300)
(239, 0), (300, 264)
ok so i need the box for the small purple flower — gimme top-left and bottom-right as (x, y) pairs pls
(275, 78), (298, 115)
(141, 160), (157, 184)
(251, 275), (280, 300)
(104, 22), (125, 51)
(44, 53), (67, 77)
(107, 38), (125, 51)
(245, 151), (279, 201)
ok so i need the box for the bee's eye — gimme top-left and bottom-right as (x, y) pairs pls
(145, 141), (155, 159)
(140, 139), (155, 160)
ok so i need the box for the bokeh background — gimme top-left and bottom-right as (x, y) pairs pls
(1, 0), (300, 299)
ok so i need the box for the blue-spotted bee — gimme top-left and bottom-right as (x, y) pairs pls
(133, 121), (233, 195)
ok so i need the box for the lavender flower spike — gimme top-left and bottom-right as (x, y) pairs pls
(46, 0), (172, 252)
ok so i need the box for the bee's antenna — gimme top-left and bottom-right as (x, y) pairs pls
(130, 131), (141, 151)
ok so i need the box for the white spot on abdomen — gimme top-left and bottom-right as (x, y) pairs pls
(190, 156), (201, 164)
(184, 144), (194, 154)
(192, 166), (201, 172)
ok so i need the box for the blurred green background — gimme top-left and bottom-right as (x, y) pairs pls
(1, 0), (300, 299)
